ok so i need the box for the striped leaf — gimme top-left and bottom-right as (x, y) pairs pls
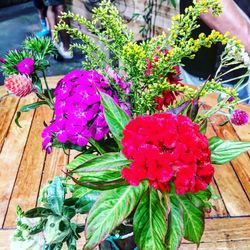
(84, 183), (147, 250)
(133, 189), (167, 250)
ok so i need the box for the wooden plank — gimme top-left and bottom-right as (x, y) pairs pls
(69, 149), (81, 162)
(0, 90), (19, 153)
(207, 124), (250, 216)
(1, 217), (250, 249)
(206, 179), (228, 218)
(0, 94), (37, 228)
(200, 217), (250, 243)
(0, 230), (12, 250)
(212, 115), (250, 200)
(40, 148), (69, 191)
(180, 240), (250, 250)
(3, 105), (53, 228)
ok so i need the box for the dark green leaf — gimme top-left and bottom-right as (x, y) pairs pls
(15, 111), (22, 128)
(15, 101), (47, 128)
(19, 101), (47, 112)
(29, 219), (47, 235)
(24, 207), (53, 218)
(47, 177), (65, 215)
(199, 119), (207, 134)
(76, 191), (99, 214)
(134, 189), (167, 250)
(100, 91), (130, 142)
(67, 236), (77, 250)
(85, 182), (147, 250)
(170, 0), (176, 8)
(209, 137), (250, 164)
(175, 195), (204, 244)
(166, 197), (183, 250)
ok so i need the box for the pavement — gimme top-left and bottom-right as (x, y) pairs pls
(0, 2), (84, 84)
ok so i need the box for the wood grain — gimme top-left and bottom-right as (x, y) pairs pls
(207, 124), (250, 216)
(40, 148), (69, 190)
(0, 94), (37, 227)
(3, 105), (52, 228)
(0, 89), (19, 153)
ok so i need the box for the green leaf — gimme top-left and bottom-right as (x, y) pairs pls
(69, 153), (130, 189)
(199, 119), (207, 134)
(187, 189), (212, 212)
(67, 236), (77, 250)
(166, 197), (183, 250)
(24, 207), (53, 218)
(75, 191), (99, 214)
(85, 182), (147, 250)
(209, 137), (250, 165)
(170, 0), (176, 8)
(15, 101), (47, 128)
(100, 91), (130, 142)
(72, 185), (94, 199)
(134, 189), (167, 250)
(175, 195), (204, 244)
(66, 154), (96, 171)
(71, 152), (130, 173)
(47, 177), (65, 215)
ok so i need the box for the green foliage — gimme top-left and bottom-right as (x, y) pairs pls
(100, 92), (130, 143)
(209, 137), (250, 164)
(13, 177), (99, 249)
(85, 182), (148, 249)
(166, 198), (183, 250)
(133, 189), (167, 250)
(15, 101), (47, 127)
(47, 177), (65, 215)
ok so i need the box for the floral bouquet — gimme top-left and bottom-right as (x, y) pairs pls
(1, 0), (250, 250)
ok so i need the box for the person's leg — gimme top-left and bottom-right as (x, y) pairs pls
(54, 4), (70, 51)
(46, 5), (57, 39)
(33, 0), (50, 37)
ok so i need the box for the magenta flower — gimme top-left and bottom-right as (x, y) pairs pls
(0, 58), (6, 64)
(41, 69), (130, 153)
(17, 58), (35, 75)
(231, 109), (249, 126)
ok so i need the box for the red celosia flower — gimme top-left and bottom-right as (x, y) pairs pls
(121, 113), (214, 194)
(5, 74), (33, 97)
(145, 50), (183, 110)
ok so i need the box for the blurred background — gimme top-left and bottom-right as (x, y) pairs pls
(0, 0), (177, 83)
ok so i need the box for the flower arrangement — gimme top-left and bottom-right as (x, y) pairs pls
(1, 0), (250, 250)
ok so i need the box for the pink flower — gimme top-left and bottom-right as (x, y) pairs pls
(0, 58), (6, 64)
(231, 109), (249, 125)
(17, 58), (35, 75)
(5, 74), (33, 97)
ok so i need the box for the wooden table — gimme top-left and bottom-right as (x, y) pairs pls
(0, 76), (249, 250)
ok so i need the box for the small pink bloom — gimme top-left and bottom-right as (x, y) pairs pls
(5, 74), (33, 97)
(228, 96), (235, 102)
(231, 109), (249, 126)
(17, 58), (35, 75)
(0, 58), (6, 64)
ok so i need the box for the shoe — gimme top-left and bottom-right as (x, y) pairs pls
(35, 28), (50, 38)
(57, 42), (73, 59)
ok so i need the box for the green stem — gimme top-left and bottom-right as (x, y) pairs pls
(221, 73), (250, 84)
(42, 71), (54, 105)
(88, 138), (106, 155)
(37, 93), (54, 109)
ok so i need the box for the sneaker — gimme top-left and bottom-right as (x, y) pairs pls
(35, 28), (50, 38)
(57, 43), (73, 59)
